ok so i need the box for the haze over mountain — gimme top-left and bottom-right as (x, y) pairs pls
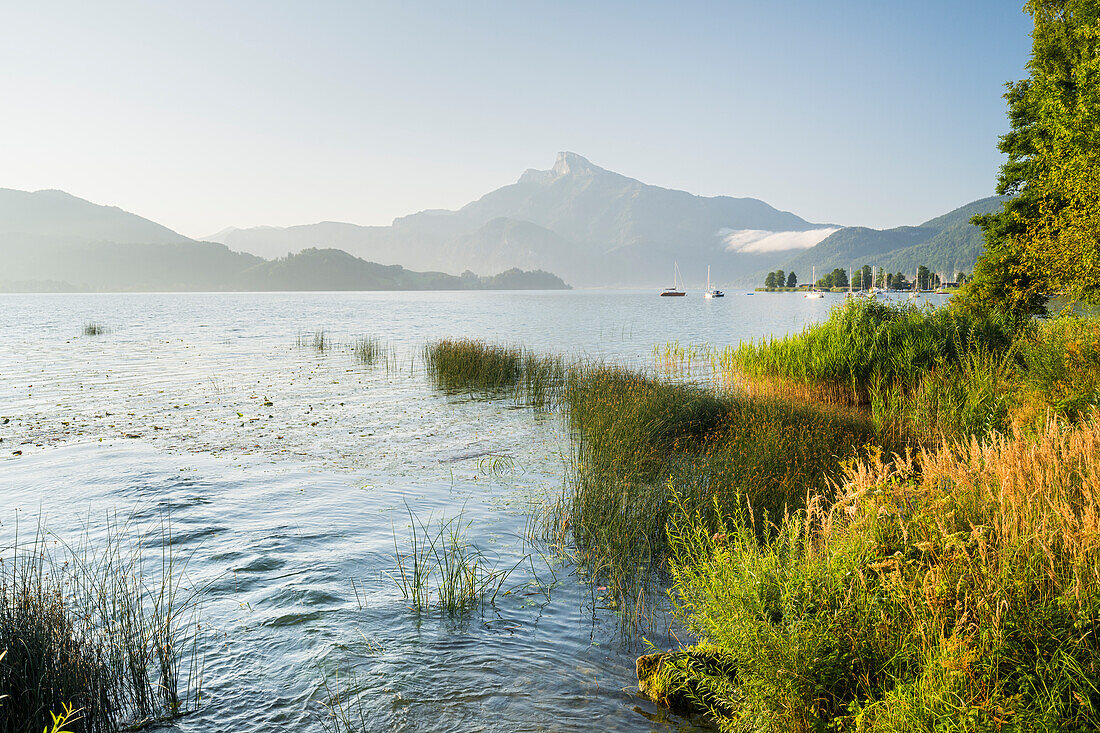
(0, 156), (1004, 292)
(0, 189), (567, 293)
(210, 152), (840, 288)
(772, 196), (1007, 283)
(0, 188), (190, 247)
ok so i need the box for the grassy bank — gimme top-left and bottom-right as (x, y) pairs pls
(554, 364), (899, 623)
(425, 312), (1100, 728)
(664, 415), (1100, 731)
(425, 338), (902, 630)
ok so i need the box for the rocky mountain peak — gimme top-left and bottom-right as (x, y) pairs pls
(551, 151), (599, 177)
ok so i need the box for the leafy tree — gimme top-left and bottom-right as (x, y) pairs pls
(967, 0), (1100, 313)
(764, 272), (777, 288)
(786, 272), (798, 288)
(775, 270), (785, 289)
(852, 265), (872, 290)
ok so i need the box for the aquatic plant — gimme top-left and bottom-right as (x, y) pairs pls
(388, 507), (518, 615)
(0, 516), (205, 733)
(665, 414), (1100, 731)
(351, 336), (389, 367)
(424, 339), (567, 409)
(548, 363), (896, 632)
(297, 330), (329, 352)
(82, 323), (105, 336)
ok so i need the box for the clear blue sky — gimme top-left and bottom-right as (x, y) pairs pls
(0, 1), (1032, 237)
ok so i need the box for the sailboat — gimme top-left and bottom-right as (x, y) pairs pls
(908, 269), (922, 300)
(660, 262), (687, 296)
(804, 265), (825, 298)
(704, 266), (724, 298)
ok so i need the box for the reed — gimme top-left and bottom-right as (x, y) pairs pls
(82, 323), (105, 336)
(388, 506), (518, 615)
(726, 298), (1015, 407)
(424, 339), (567, 409)
(297, 330), (329, 352)
(0, 516), (204, 733)
(542, 363), (899, 634)
(664, 414), (1100, 731)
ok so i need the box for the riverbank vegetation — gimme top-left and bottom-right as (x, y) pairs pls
(426, 292), (1100, 727)
(0, 518), (204, 733)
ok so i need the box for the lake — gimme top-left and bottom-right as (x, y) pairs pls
(0, 290), (945, 732)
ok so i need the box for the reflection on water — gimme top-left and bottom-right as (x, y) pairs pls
(0, 290), (924, 731)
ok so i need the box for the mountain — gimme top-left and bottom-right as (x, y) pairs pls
(0, 189), (569, 292)
(0, 240), (568, 293)
(773, 196), (1007, 282)
(0, 188), (190, 246)
(211, 152), (839, 287)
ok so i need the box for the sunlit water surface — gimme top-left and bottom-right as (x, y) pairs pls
(0, 290), (947, 731)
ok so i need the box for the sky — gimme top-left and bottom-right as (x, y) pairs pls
(0, 1), (1033, 238)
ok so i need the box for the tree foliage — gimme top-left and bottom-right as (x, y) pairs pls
(968, 0), (1100, 313)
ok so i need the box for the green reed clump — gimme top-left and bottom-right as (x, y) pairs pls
(664, 415), (1100, 732)
(0, 534), (111, 733)
(424, 339), (567, 409)
(351, 336), (398, 372)
(549, 364), (896, 632)
(0, 517), (204, 733)
(83, 323), (105, 336)
(297, 330), (329, 352)
(389, 507), (518, 615)
(352, 336), (382, 365)
(727, 298), (1015, 406)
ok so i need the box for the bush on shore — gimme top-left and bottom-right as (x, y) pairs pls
(666, 415), (1100, 731)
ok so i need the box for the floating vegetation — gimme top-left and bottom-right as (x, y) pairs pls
(83, 322), (106, 336)
(0, 515), (205, 733)
(388, 506), (519, 615)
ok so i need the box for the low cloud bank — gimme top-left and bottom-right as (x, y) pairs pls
(721, 227), (839, 254)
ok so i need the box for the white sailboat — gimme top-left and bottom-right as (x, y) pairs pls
(804, 265), (825, 298)
(908, 268), (922, 300)
(704, 266), (724, 298)
(660, 262), (687, 296)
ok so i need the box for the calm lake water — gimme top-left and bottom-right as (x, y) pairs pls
(0, 290), (947, 732)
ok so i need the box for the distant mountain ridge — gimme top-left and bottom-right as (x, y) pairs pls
(0, 188), (189, 246)
(772, 196), (1007, 282)
(0, 189), (569, 293)
(0, 158), (1007, 291)
(210, 152), (837, 287)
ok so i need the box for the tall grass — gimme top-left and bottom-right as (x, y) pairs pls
(726, 298), (1015, 407)
(663, 415), (1100, 731)
(424, 339), (567, 409)
(551, 364), (898, 631)
(0, 516), (204, 733)
(388, 507), (519, 615)
(82, 323), (105, 336)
